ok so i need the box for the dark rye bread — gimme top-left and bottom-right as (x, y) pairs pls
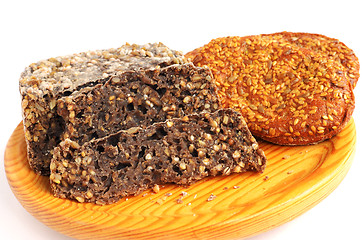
(57, 63), (220, 145)
(19, 43), (186, 175)
(50, 109), (267, 205)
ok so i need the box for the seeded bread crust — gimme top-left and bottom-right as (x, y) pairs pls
(270, 32), (359, 88)
(20, 43), (186, 175)
(57, 63), (220, 148)
(186, 32), (358, 145)
(50, 109), (267, 205)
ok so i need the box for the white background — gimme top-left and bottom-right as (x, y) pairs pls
(0, 1), (361, 239)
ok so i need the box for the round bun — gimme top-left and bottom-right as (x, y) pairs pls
(186, 32), (358, 145)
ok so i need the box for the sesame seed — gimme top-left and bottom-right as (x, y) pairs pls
(311, 126), (317, 133)
(269, 128), (276, 136)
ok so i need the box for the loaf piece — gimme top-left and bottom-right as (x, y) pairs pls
(50, 109), (267, 205)
(19, 43), (185, 175)
(186, 32), (358, 145)
(57, 63), (220, 146)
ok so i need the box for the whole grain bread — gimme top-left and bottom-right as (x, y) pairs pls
(186, 32), (358, 145)
(57, 63), (220, 146)
(50, 109), (267, 205)
(20, 43), (186, 175)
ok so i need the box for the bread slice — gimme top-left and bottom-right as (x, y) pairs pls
(20, 43), (185, 175)
(57, 63), (220, 147)
(50, 109), (267, 205)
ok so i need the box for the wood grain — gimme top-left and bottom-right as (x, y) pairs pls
(5, 120), (356, 240)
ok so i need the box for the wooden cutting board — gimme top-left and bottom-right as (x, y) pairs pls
(5, 120), (356, 240)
